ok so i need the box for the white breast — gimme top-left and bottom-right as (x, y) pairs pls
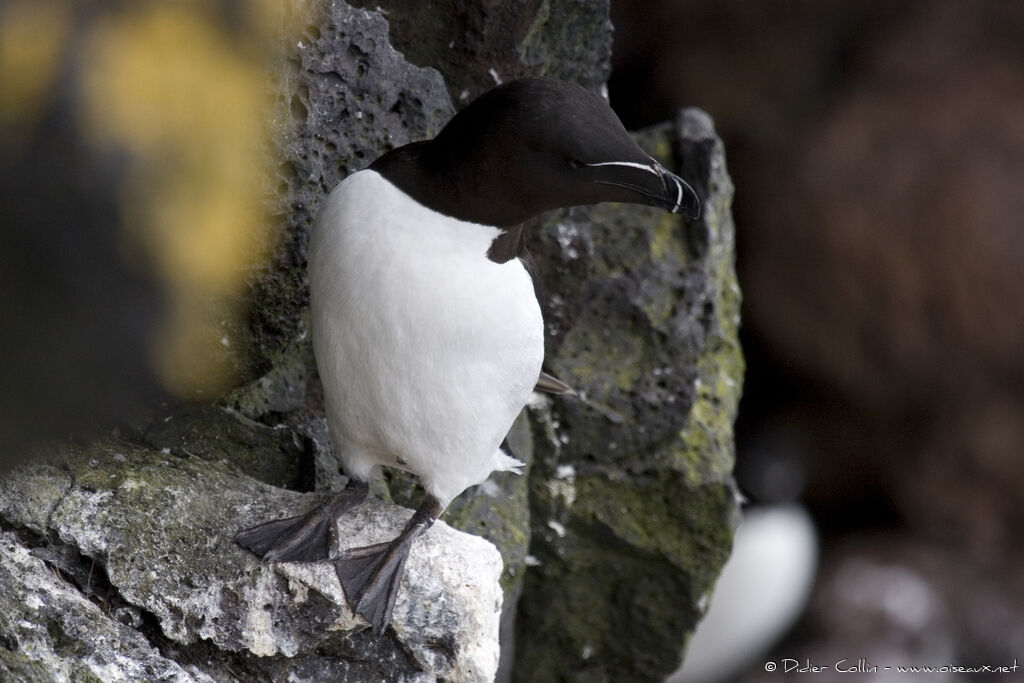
(308, 170), (543, 506)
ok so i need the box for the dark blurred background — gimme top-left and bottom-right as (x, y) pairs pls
(0, 1), (279, 472)
(610, 0), (1024, 676)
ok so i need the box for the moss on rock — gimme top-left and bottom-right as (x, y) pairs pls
(513, 112), (743, 682)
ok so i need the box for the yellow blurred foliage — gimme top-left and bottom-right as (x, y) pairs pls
(0, 1), (69, 130)
(76, 1), (297, 397)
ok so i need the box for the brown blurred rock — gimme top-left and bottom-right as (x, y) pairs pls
(747, 1), (1024, 410)
(614, 0), (1024, 558)
(746, 536), (1024, 680)
(744, 1), (1024, 554)
(910, 395), (1024, 559)
(611, 2), (1024, 670)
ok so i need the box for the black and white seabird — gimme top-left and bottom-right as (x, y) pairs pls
(236, 77), (700, 634)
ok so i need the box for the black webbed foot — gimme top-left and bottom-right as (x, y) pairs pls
(334, 497), (442, 634)
(235, 479), (369, 562)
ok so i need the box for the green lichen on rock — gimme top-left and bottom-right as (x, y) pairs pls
(0, 434), (506, 680)
(0, 649), (59, 683)
(141, 404), (310, 490)
(513, 112), (743, 682)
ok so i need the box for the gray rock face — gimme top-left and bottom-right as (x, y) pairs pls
(509, 111), (742, 681)
(0, 437), (503, 681)
(0, 532), (215, 683)
(242, 0), (456, 392)
(346, 0), (612, 104)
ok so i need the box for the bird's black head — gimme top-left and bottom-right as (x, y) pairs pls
(372, 77), (700, 227)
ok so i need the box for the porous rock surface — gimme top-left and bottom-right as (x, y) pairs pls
(510, 110), (742, 681)
(0, 436), (502, 681)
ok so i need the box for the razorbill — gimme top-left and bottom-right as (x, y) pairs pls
(236, 77), (700, 634)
